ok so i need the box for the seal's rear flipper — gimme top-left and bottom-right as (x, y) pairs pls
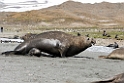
(92, 79), (114, 83)
(1, 51), (16, 55)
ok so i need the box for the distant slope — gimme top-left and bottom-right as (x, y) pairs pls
(1, 1), (124, 28)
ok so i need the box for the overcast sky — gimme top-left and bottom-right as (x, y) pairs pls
(0, 0), (124, 12)
(1, 0), (124, 3)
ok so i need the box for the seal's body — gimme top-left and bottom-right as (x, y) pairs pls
(92, 73), (124, 83)
(99, 47), (124, 60)
(2, 38), (63, 57)
(2, 31), (96, 57)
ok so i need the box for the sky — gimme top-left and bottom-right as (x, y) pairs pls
(0, 0), (124, 4)
(0, 0), (124, 12)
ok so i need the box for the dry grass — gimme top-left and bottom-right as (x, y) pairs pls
(1, 1), (124, 28)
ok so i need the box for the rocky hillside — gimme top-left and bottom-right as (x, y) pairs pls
(1, 1), (124, 28)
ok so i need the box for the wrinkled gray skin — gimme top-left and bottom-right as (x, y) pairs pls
(92, 73), (124, 83)
(2, 38), (65, 57)
(28, 36), (95, 57)
(21, 31), (96, 57)
(2, 31), (96, 57)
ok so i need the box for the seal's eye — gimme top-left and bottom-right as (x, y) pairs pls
(87, 38), (90, 40)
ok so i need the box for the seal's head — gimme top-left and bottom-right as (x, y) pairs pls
(86, 38), (96, 46)
(21, 33), (37, 41)
(91, 38), (96, 45)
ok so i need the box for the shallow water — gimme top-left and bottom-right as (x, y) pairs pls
(86, 45), (115, 53)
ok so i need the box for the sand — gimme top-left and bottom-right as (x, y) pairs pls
(0, 31), (124, 83)
(0, 43), (124, 83)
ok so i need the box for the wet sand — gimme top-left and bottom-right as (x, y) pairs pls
(0, 43), (124, 83)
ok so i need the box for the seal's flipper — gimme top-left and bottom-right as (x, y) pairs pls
(1, 51), (16, 55)
(92, 79), (114, 83)
(28, 48), (41, 57)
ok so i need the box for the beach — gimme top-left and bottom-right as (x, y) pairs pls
(0, 42), (124, 83)
(1, 1), (124, 82)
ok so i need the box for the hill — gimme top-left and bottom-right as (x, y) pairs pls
(1, 1), (124, 28)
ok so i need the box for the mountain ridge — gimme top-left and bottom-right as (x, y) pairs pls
(0, 1), (124, 28)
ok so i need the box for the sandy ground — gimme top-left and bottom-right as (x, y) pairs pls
(0, 32), (124, 83)
(0, 42), (124, 83)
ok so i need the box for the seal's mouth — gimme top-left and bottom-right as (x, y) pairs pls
(92, 42), (95, 45)
(91, 39), (96, 45)
(91, 43), (94, 46)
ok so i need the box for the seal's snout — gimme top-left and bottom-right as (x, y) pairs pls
(91, 38), (96, 45)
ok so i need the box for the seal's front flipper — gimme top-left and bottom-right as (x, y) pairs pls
(59, 47), (68, 58)
(28, 48), (41, 57)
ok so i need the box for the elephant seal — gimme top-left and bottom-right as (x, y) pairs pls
(21, 31), (96, 57)
(21, 33), (37, 41)
(99, 47), (124, 60)
(2, 38), (65, 57)
(2, 31), (96, 57)
(106, 42), (119, 49)
(21, 31), (73, 42)
(92, 73), (124, 83)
